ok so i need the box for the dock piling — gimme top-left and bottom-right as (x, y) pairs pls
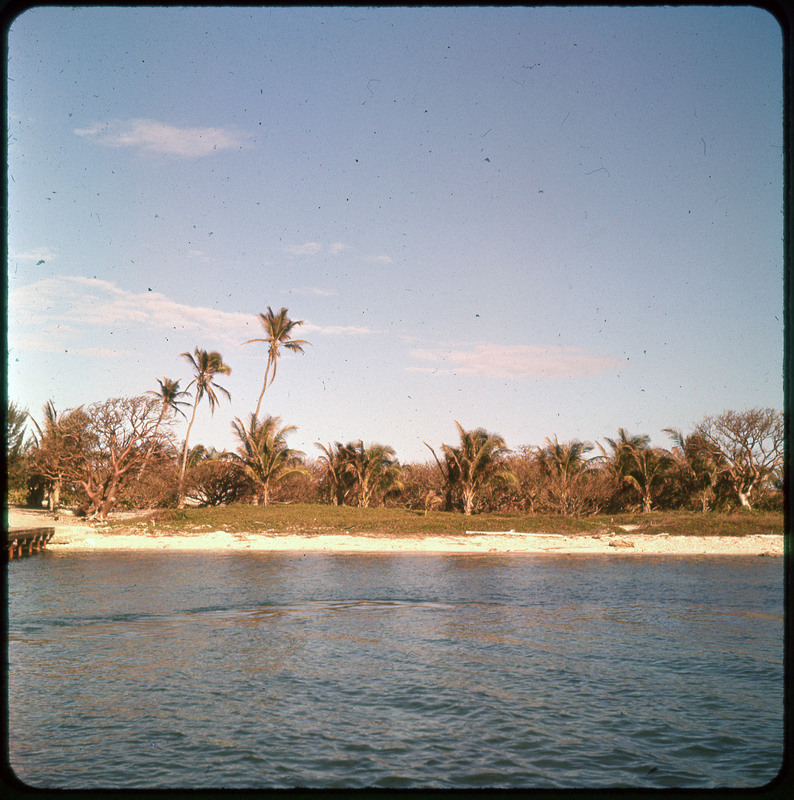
(7, 528), (55, 560)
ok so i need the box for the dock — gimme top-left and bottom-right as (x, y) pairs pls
(7, 528), (55, 560)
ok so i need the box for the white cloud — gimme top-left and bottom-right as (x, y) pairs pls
(11, 246), (57, 263)
(290, 286), (338, 297)
(302, 323), (375, 336)
(408, 343), (623, 379)
(9, 277), (379, 357)
(10, 276), (254, 350)
(284, 242), (323, 256)
(76, 347), (130, 358)
(329, 242), (349, 255)
(74, 119), (250, 157)
(364, 254), (393, 264)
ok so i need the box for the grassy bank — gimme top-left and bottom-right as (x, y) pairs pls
(110, 504), (784, 538)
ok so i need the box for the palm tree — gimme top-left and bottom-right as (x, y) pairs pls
(7, 401), (28, 459)
(623, 446), (673, 513)
(340, 440), (403, 508)
(177, 349), (232, 507)
(597, 429), (670, 512)
(185, 442), (213, 470)
(537, 436), (593, 481)
(316, 441), (356, 506)
(664, 428), (723, 511)
(137, 378), (191, 479)
(598, 429), (651, 478)
(27, 401), (87, 512)
(231, 414), (306, 505)
(7, 401), (29, 497)
(427, 422), (517, 515)
(243, 307), (310, 419)
(535, 436), (596, 516)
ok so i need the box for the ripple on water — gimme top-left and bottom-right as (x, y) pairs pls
(7, 552), (784, 789)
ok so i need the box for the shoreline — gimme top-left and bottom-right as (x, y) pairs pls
(6, 508), (784, 556)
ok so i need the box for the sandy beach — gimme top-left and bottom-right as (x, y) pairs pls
(6, 507), (784, 556)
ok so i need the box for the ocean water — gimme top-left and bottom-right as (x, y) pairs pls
(7, 550), (784, 789)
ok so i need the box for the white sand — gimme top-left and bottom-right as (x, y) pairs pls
(6, 507), (783, 556)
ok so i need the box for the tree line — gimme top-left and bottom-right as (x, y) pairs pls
(5, 308), (784, 519)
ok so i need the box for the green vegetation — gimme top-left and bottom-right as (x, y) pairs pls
(107, 504), (783, 539)
(6, 303), (783, 523)
(178, 348), (232, 508)
(230, 414), (307, 505)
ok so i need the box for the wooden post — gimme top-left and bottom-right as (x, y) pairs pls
(6, 528), (55, 560)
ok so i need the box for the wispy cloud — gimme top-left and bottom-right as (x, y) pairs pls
(11, 277), (257, 350)
(280, 242), (391, 265)
(290, 286), (338, 297)
(9, 277), (377, 357)
(11, 246), (57, 264)
(11, 329), (131, 358)
(302, 323), (375, 336)
(74, 119), (250, 157)
(408, 343), (623, 378)
(283, 242), (323, 256)
(78, 347), (131, 358)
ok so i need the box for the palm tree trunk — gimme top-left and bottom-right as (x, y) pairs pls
(49, 477), (61, 512)
(462, 486), (475, 515)
(178, 400), (200, 508)
(253, 358), (273, 420)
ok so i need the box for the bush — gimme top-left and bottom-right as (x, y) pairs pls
(399, 462), (444, 511)
(118, 458), (180, 509)
(184, 459), (252, 506)
(271, 459), (323, 504)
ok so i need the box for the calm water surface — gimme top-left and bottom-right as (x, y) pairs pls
(7, 550), (784, 789)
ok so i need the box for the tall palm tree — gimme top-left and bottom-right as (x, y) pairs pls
(427, 422), (516, 515)
(231, 414), (306, 505)
(178, 349), (232, 507)
(137, 378), (191, 479)
(243, 306), (310, 419)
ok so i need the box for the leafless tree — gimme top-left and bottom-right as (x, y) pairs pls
(73, 396), (167, 519)
(695, 408), (783, 509)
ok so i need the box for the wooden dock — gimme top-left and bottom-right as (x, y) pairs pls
(7, 528), (55, 560)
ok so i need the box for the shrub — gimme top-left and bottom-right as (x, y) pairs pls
(184, 459), (252, 506)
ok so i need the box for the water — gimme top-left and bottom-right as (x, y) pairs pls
(7, 551), (783, 789)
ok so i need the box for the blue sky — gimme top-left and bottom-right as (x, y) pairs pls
(7, 6), (784, 463)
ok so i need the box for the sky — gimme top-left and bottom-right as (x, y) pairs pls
(6, 5), (785, 464)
